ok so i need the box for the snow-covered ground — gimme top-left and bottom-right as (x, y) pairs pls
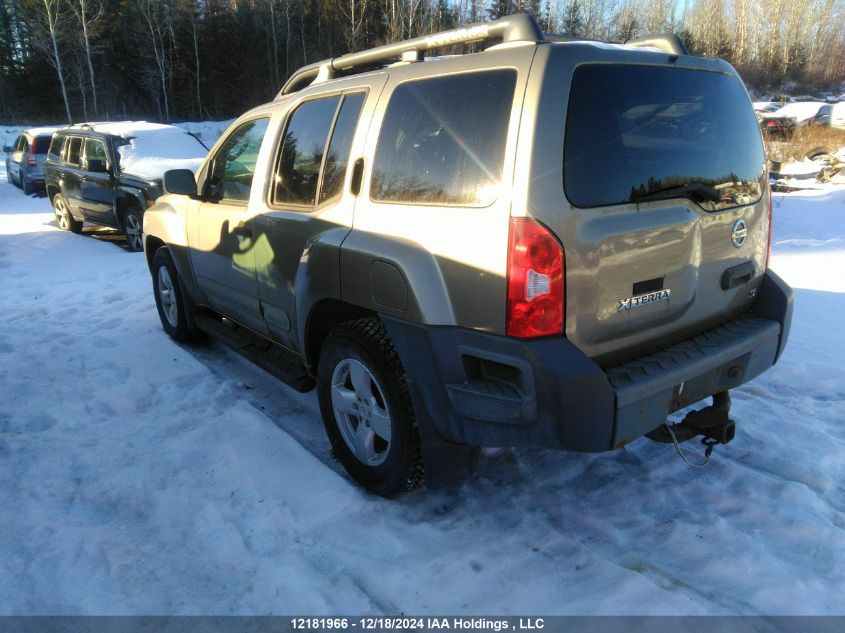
(1, 150), (844, 615)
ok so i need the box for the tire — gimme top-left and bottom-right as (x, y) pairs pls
(805, 146), (835, 160)
(151, 247), (200, 343)
(122, 206), (144, 252)
(22, 177), (33, 195)
(317, 317), (423, 497)
(53, 193), (83, 234)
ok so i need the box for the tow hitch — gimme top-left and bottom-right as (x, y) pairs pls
(647, 391), (736, 466)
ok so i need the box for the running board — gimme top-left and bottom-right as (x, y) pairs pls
(193, 313), (315, 393)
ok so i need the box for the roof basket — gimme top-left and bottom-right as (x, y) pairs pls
(624, 33), (688, 56)
(277, 14), (688, 97)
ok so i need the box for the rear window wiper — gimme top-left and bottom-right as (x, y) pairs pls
(630, 182), (721, 204)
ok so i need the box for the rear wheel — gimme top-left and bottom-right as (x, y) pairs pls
(122, 206), (144, 252)
(151, 248), (200, 343)
(317, 317), (423, 497)
(53, 194), (83, 234)
(22, 177), (33, 195)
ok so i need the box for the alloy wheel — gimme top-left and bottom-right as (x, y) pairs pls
(157, 265), (179, 328)
(330, 358), (392, 466)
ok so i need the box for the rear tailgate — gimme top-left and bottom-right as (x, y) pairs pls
(532, 55), (769, 366)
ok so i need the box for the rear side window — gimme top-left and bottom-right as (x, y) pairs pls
(371, 69), (517, 206)
(48, 135), (65, 161)
(319, 93), (365, 204)
(273, 96), (340, 206)
(34, 135), (52, 154)
(63, 137), (82, 166)
(564, 64), (765, 211)
(16, 136), (29, 152)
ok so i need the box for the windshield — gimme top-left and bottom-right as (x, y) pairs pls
(115, 129), (208, 180)
(564, 64), (765, 211)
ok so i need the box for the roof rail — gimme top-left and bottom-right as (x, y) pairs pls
(624, 34), (688, 56)
(278, 13), (542, 97)
(277, 14), (689, 97)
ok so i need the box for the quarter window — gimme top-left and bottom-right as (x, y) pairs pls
(371, 70), (517, 206)
(206, 118), (270, 203)
(272, 96), (340, 206)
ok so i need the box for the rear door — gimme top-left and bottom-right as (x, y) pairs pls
(532, 56), (769, 365)
(78, 137), (116, 223)
(60, 136), (85, 216)
(9, 135), (25, 181)
(250, 77), (382, 350)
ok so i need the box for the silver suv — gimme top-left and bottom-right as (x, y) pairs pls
(143, 14), (793, 496)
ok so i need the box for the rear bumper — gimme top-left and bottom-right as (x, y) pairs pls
(383, 270), (793, 452)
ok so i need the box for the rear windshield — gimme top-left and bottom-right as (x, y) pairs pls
(34, 135), (52, 153)
(564, 64), (765, 211)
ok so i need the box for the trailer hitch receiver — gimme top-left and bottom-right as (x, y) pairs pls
(647, 391), (736, 446)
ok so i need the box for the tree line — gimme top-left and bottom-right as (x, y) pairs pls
(1, 0), (844, 124)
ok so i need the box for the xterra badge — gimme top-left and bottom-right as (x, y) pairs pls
(617, 289), (671, 312)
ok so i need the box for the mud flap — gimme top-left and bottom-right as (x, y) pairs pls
(405, 379), (480, 489)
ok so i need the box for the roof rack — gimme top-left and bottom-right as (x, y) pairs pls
(277, 14), (688, 97)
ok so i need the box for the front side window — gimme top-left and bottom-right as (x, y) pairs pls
(84, 138), (108, 163)
(206, 118), (270, 203)
(14, 136), (26, 152)
(272, 96), (340, 206)
(371, 69), (517, 206)
(564, 64), (766, 211)
(63, 137), (83, 166)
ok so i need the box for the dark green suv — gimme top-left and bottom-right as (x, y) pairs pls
(45, 122), (207, 251)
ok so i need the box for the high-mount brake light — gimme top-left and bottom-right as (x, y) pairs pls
(506, 217), (565, 338)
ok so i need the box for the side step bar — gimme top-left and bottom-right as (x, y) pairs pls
(193, 313), (315, 393)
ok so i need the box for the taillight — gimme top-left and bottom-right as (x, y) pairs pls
(506, 217), (564, 338)
(26, 140), (37, 167)
(765, 186), (773, 268)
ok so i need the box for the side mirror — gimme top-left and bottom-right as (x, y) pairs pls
(84, 158), (108, 173)
(163, 169), (198, 196)
(2, 145), (11, 153)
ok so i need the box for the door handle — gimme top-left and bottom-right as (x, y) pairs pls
(350, 158), (364, 196)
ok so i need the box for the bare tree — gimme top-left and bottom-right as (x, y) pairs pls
(69, 0), (102, 117)
(138, 0), (170, 121)
(27, 0), (72, 122)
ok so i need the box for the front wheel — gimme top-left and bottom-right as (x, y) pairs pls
(151, 248), (200, 343)
(53, 194), (83, 234)
(317, 317), (423, 497)
(122, 207), (144, 252)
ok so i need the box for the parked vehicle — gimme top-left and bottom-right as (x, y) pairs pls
(3, 127), (57, 194)
(44, 122), (207, 251)
(144, 14), (793, 496)
(760, 102), (833, 136)
(831, 102), (845, 129)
